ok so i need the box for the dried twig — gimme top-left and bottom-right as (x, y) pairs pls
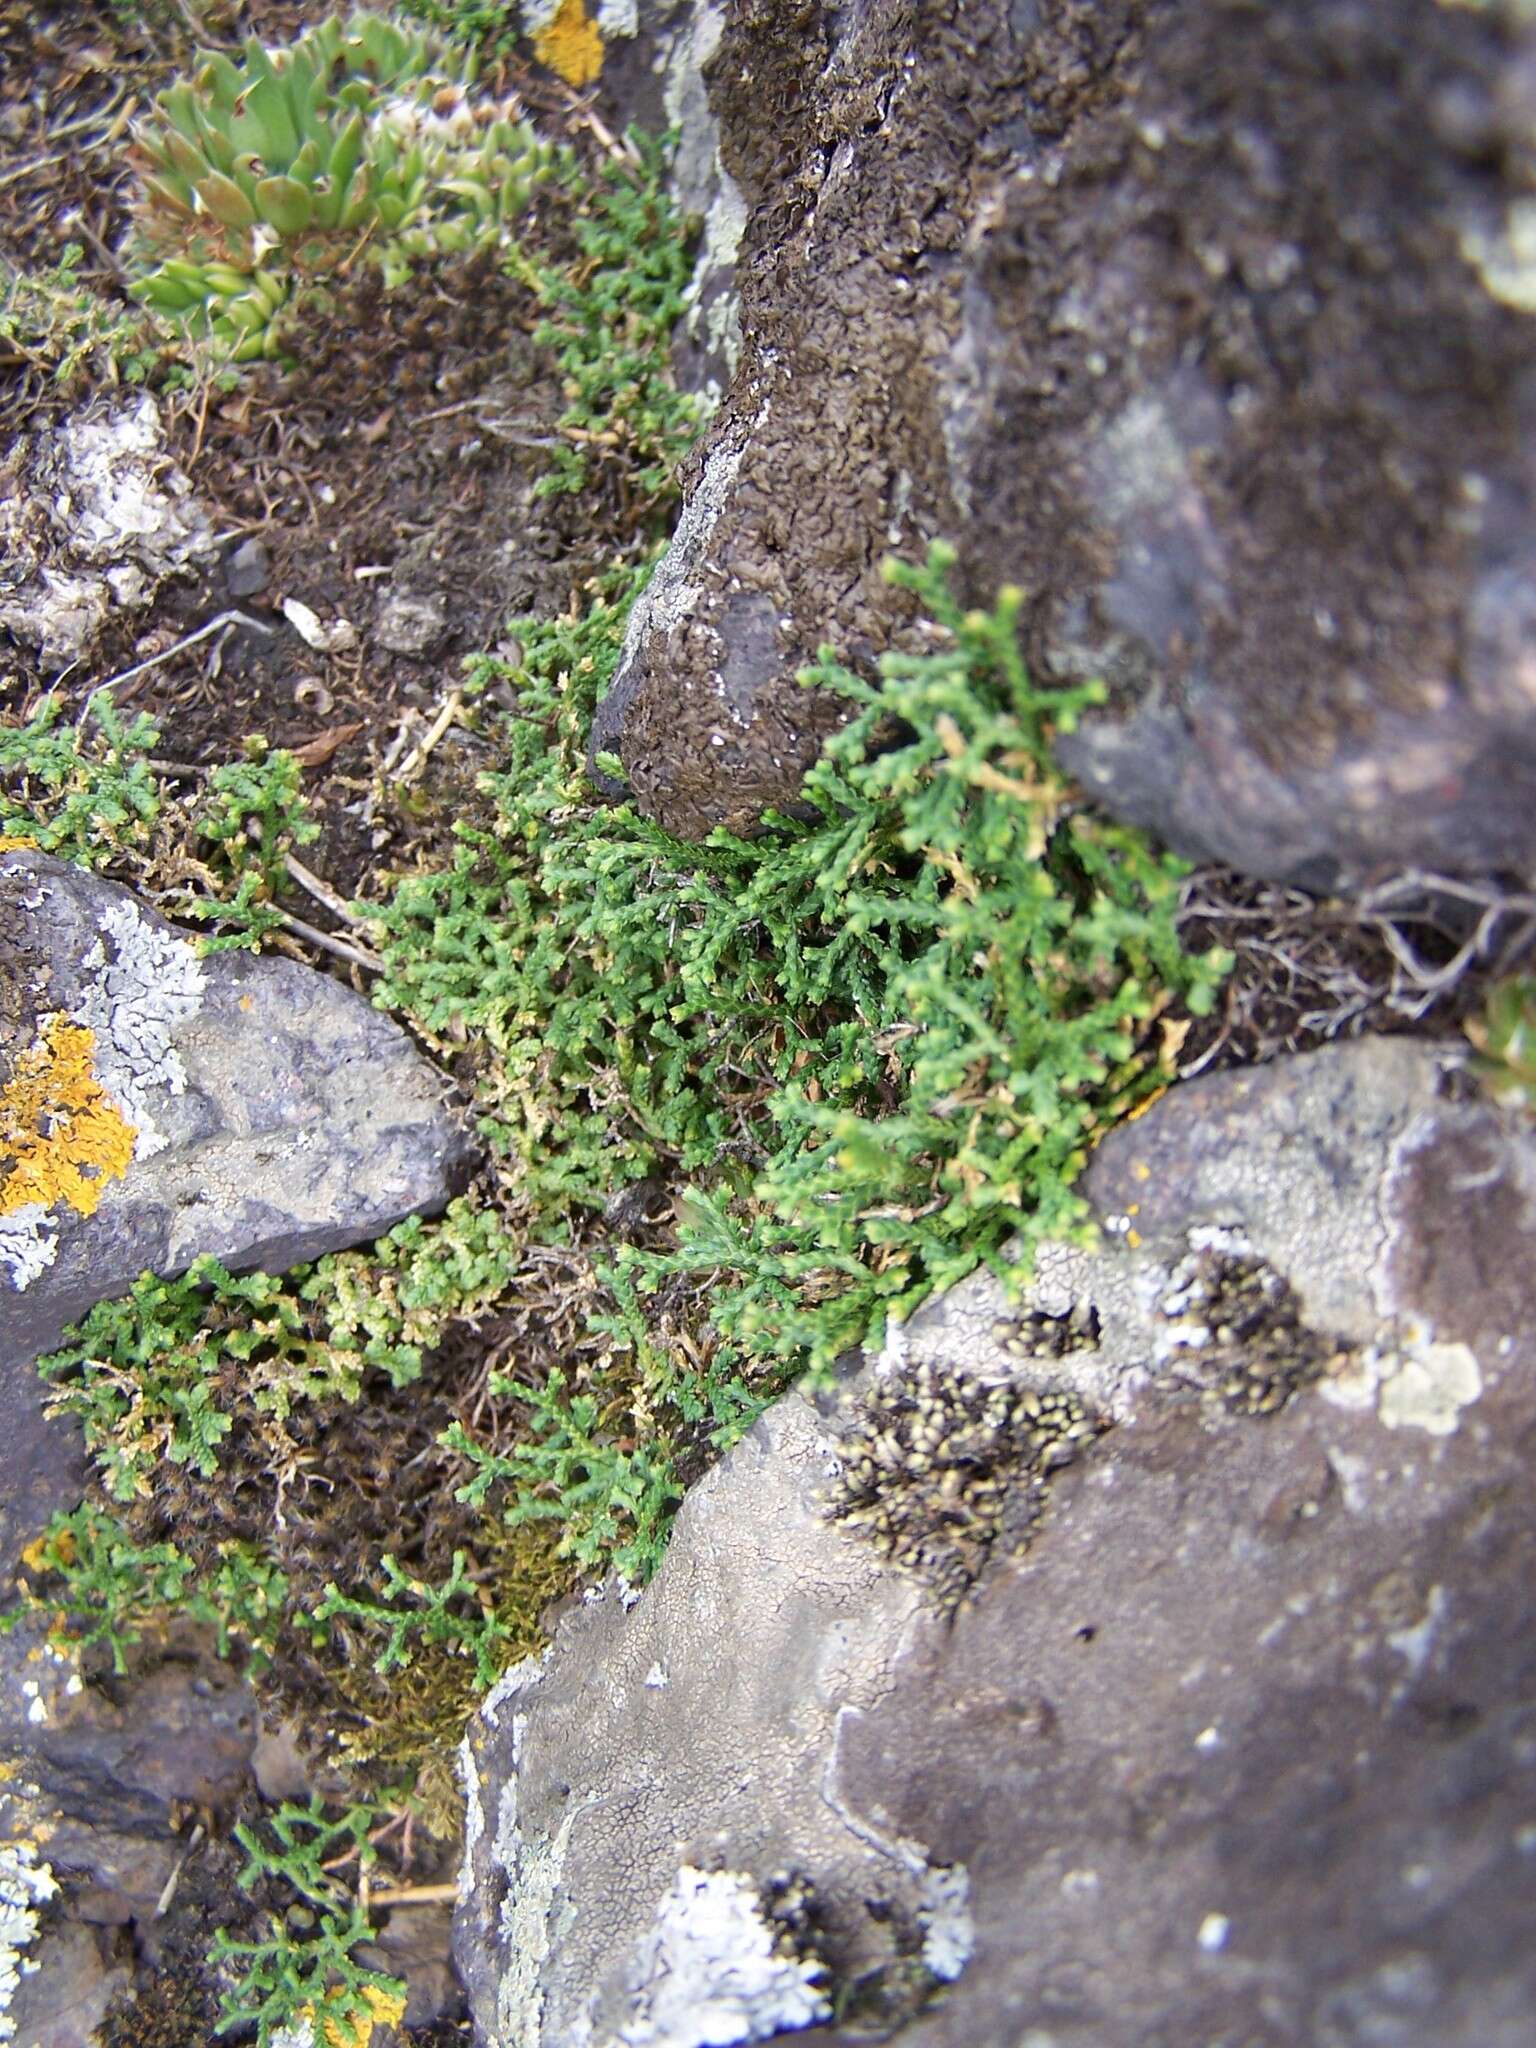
(153, 1823), (205, 1919)
(77, 611), (276, 718)
(392, 688), (464, 786)
(285, 851), (368, 927)
(278, 909), (384, 975)
(367, 1882), (460, 1909)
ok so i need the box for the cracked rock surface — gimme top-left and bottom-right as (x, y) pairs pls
(457, 1038), (1536, 2047)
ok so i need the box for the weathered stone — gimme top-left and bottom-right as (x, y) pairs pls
(4, 1916), (129, 2048)
(223, 535), (271, 601)
(0, 1613), (259, 2048)
(0, 850), (474, 1537)
(0, 395), (215, 671)
(456, 1039), (1536, 2047)
(374, 588), (450, 660)
(589, 0), (1536, 890)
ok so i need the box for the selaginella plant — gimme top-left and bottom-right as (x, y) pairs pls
(128, 8), (560, 359)
(1467, 973), (1536, 1108)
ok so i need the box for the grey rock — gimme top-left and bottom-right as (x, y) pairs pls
(223, 535), (270, 600)
(0, 849), (474, 1503)
(0, 1618), (257, 2048)
(457, 1038), (1536, 2047)
(5, 1917), (129, 2048)
(571, 0), (743, 397)
(0, 394), (215, 671)
(375, 1904), (465, 2030)
(588, 0), (1536, 889)
(375, 588), (450, 659)
(1, 1629), (258, 1838)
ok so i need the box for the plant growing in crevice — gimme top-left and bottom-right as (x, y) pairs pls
(4, 1505), (288, 1677)
(36, 1197), (522, 1501)
(183, 738), (318, 949)
(1467, 972), (1536, 1109)
(307, 1548), (515, 1687)
(208, 1795), (407, 2047)
(506, 131), (702, 506)
(367, 543), (1230, 1573)
(442, 1364), (685, 1583)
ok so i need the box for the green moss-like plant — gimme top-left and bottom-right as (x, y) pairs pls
(208, 1795), (407, 2046)
(373, 545), (1230, 1378)
(2, 1506), (288, 1677)
(0, 693), (163, 867)
(36, 1198), (521, 1500)
(1, 247), (163, 391)
(1467, 973), (1536, 1108)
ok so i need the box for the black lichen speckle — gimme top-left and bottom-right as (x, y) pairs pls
(1157, 1239), (1354, 1418)
(831, 1352), (1108, 1607)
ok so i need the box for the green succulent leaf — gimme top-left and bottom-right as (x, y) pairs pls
(255, 174), (314, 235)
(196, 169), (259, 230)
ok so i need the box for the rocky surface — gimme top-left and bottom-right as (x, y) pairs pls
(0, 849), (475, 2047)
(589, 0), (1536, 889)
(0, 394), (216, 672)
(457, 1037), (1536, 2047)
(0, 849), (475, 1411)
(0, 1611), (260, 2048)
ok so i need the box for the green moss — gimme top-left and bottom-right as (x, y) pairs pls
(36, 1197), (522, 1501)
(3, 1504), (285, 1677)
(0, 693), (164, 868)
(1, 247), (165, 392)
(208, 1795), (407, 2046)
(373, 544), (1229, 1384)
(1468, 973), (1536, 1108)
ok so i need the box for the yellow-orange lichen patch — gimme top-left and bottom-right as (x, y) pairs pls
(533, 0), (604, 86)
(0, 1016), (136, 1221)
(307, 1984), (409, 2048)
(0, 834), (39, 853)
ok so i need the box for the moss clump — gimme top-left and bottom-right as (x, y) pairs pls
(374, 545), (1230, 1386)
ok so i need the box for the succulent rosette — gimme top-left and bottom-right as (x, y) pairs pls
(128, 10), (559, 360)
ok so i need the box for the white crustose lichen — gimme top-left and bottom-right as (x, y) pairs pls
(0, 1837), (58, 2045)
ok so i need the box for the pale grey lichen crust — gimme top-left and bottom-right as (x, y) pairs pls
(1, 896), (206, 1292)
(0, 1838), (58, 2046)
(71, 899), (206, 1162)
(620, 1868), (831, 2048)
(0, 1209), (57, 1293)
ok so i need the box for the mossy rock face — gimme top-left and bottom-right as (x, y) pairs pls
(457, 1039), (1536, 2047)
(595, 0), (1536, 887)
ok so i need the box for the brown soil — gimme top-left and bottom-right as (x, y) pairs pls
(0, 0), (637, 931)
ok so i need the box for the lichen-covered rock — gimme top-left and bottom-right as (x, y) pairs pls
(0, 1612), (259, 2048)
(456, 1038), (1536, 2047)
(0, 849), (474, 1483)
(590, 0), (1536, 889)
(0, 394), (215, 670)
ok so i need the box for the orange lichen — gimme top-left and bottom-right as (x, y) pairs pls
(0, 1015), (136, 1220)
(0, 834), (39, 852)
(533, 0), (604, 86)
